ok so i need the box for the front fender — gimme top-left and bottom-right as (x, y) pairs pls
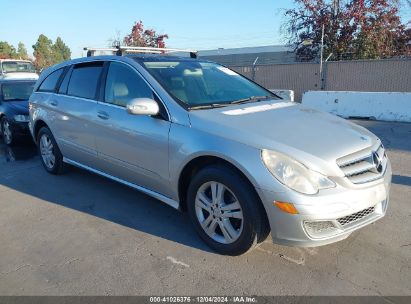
(168, 123), (285, 201)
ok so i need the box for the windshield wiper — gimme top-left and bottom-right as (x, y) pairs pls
(189, 103), (230, 110)
(188, 95), (273, 110)
(229, 95), (272, 105)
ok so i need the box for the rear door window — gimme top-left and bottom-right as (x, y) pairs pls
(67, 62), (104, 100)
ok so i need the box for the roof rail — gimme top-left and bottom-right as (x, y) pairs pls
(83, 46), (198, 58)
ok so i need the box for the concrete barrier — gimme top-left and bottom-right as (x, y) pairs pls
(270, 89), (294, 102)
(302, 91), (411, 123)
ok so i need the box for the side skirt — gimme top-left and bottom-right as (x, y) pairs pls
(63, 157), (180, 210)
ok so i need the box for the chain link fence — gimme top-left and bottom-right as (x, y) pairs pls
(229, 58), (411, 102)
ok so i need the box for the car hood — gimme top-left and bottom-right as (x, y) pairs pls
(188, 100), (379, 176)
(1, 72), (39, 80)
(4, 100), (29, 115)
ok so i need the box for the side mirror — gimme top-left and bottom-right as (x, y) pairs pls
(126, 98), (160, 116)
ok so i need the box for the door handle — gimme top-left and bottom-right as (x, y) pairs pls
(97, 111), (109, 120)
(49, 100), (58, 106)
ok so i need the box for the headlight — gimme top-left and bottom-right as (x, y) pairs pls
(13, 115), (29, 122)
(261, 150), (335, 194)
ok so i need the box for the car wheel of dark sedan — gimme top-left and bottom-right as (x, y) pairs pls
(187, 165), (270, 256)
(37, 126), (66, 175)
(1, 117), (14, 146)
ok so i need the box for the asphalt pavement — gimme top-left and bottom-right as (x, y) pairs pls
(0, 120), (410, 296)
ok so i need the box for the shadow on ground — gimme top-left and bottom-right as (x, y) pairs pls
(0, 138), (213, 254)
(0, 140), (37, 162)
(352, 119), (411, 152)
(392, 175), (411, 187)
(0, 119), (410, 254)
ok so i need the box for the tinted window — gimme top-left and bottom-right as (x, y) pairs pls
(104, 62), (153, 107)
(67, 63), (103, 99)
(38, 68), (64, 92)
(58, 67), (72, 94)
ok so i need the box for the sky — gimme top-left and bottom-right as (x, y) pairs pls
(0, 0), (294, 58)
(1, 0), (410, 59)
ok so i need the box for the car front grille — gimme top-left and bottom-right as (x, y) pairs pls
(337, 142), (387, 184)
(337, 206), (375, 226)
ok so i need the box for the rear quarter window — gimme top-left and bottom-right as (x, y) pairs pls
(37, 68), (64, 92)
(58, 67), (72, 94)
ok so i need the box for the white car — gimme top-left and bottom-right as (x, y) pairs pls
(0, 59), (39, 80)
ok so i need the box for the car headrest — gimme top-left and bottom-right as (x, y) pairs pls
(113, 82), (129, 97)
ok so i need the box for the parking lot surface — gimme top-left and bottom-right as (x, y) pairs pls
(0, 120), (410, 296)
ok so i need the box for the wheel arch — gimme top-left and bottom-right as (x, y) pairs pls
(178, 154), (260, 212)
(33, 119), (49, 143)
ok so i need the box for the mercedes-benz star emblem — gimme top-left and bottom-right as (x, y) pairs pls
(372, 152), (383, 173)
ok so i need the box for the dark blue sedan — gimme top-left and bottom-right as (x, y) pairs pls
(0, 79), (35, 145)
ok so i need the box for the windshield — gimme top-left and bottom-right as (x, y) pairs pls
(1, 82), (35, 101)
(2, 61), (36, 73)
(141, 60), (278, 108)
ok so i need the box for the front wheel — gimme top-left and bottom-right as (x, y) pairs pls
(187, 165), (269, 255)
(1, 117), (14, 146)
(37, 127), (66, 174)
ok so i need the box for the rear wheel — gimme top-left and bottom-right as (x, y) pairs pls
(187, 165), (269, 255)
(37, 127), (66, 174)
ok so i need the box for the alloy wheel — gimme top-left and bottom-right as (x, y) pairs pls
(2, 120), (12, 145)
(194, 181), (244, 244)
(39, 133), (55, 169)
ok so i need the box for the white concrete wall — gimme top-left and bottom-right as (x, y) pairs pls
(270, 89), (294, 102)
(302, 91), (411, 123)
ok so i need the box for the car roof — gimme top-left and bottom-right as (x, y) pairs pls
(55, 54), (206, 66)
(38, 54), (216, 86)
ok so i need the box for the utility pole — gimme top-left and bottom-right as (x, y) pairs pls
(333, 0), (340, 17)
(319, 24), (325, 89)
(252, 57), (259, 81)
(319, 0), (339, 89)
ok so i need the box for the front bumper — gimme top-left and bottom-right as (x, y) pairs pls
(9, 120), (30, 137)
(257, 160), (392, 247)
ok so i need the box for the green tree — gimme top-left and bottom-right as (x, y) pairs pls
(33, 35), (71, 71)
(0, 41), (18, 59)
(52, 37), (71, 62)
(17, 42), (29, 60)
(283, 0), (410, 61)
(33, 34), (54, 71)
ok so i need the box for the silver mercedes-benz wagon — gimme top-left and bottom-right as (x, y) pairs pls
(29, 47), (391, 255)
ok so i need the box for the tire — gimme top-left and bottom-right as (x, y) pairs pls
(187, 165), (269, 256)
(37, 126), (66, 174)
(1, 117), (15, 146)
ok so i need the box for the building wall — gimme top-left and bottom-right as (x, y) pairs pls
(229, 58), (411, 102)
(200, 51), (296, 66)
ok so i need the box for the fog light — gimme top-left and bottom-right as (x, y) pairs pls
(274, 201), (299, 214)
(304, 221), (338, 238)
